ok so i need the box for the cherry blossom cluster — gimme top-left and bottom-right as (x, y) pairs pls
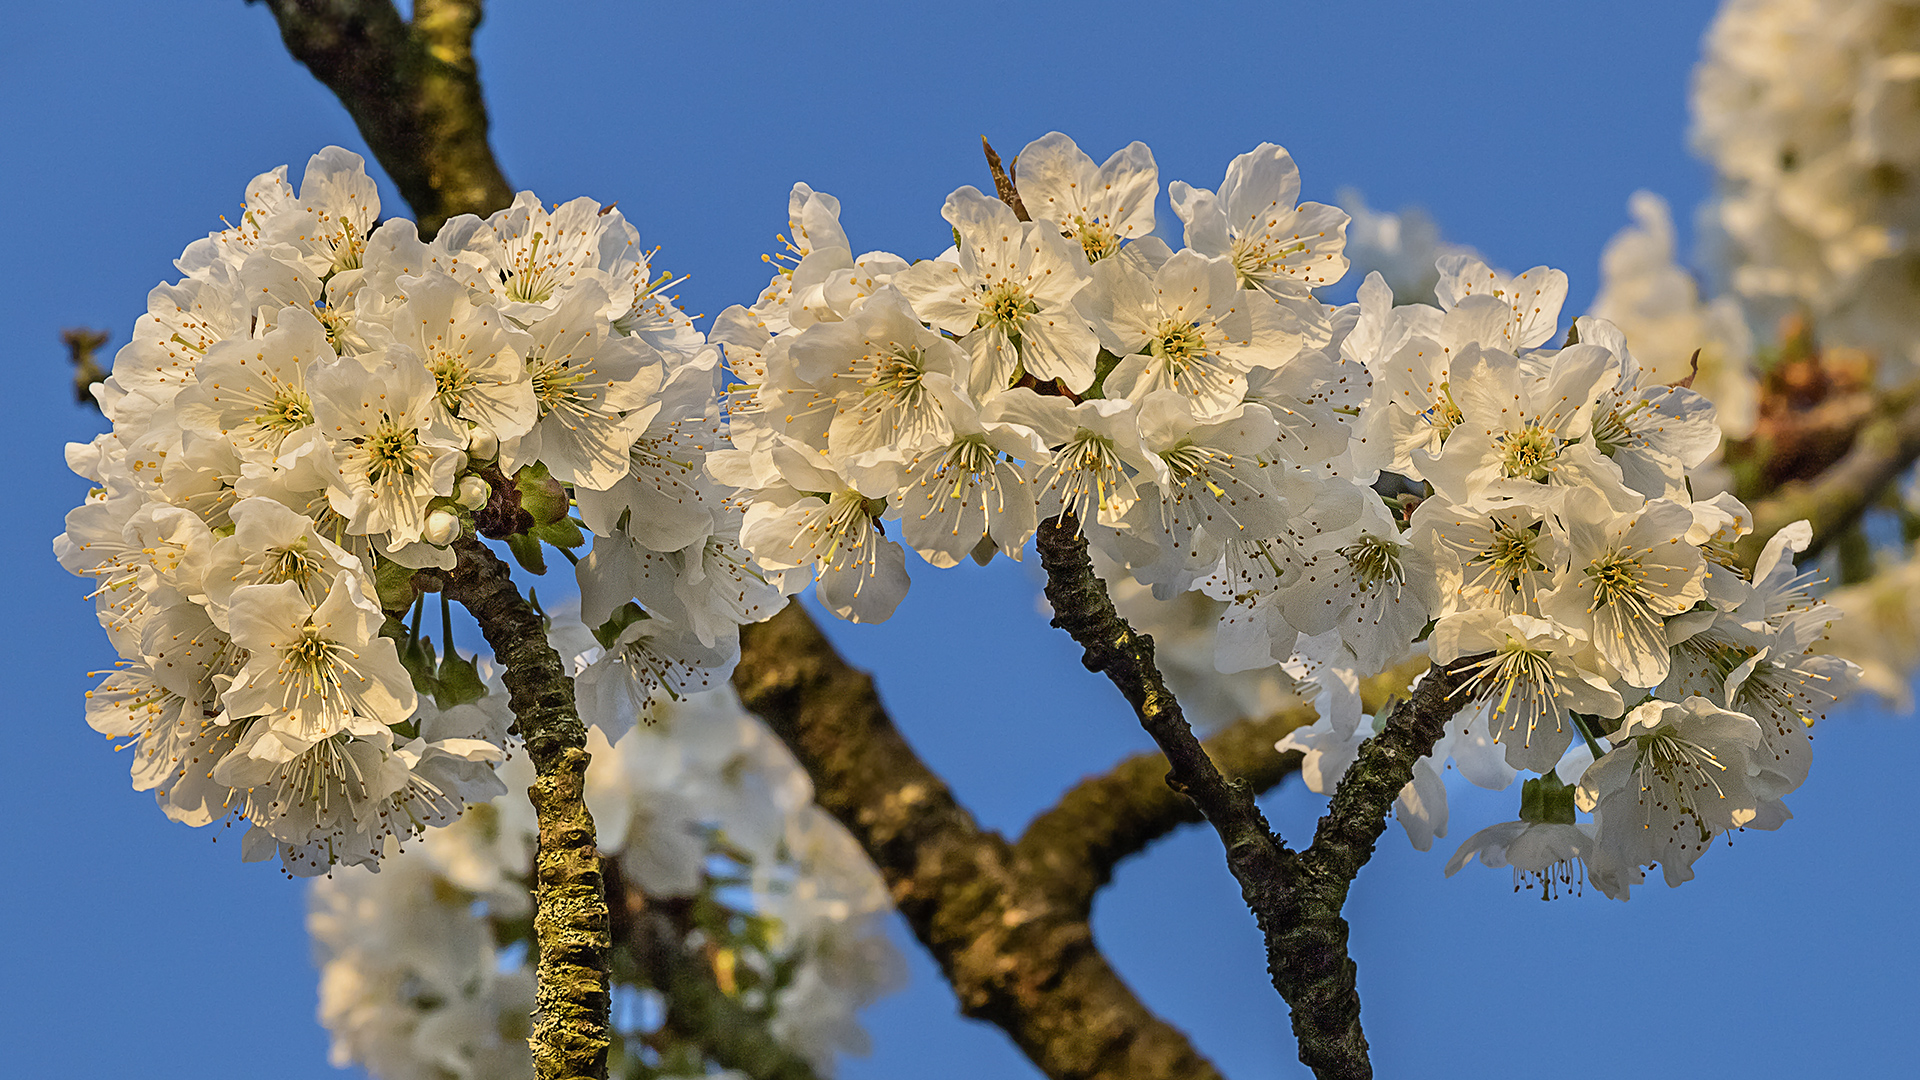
(57, 148), (763, 874)
(1694, 0), (1920, 370)
(712, 133), (1360, 622)
(311, 664), (899, 1080)
(713, 133), (1862, 897)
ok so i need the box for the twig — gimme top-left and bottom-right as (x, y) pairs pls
(1018, 656), (1428, 913)
(1034, 513), (1473, 1080)
(1018, 705), (1314, 912)
(981, 136), (1030, 222)
(63, 327), (109, 408)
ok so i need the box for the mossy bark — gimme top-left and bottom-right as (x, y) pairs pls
(443, 538), (610, 1080)
(257, 0), (514, 235)
(733, 603), (1225, 1080)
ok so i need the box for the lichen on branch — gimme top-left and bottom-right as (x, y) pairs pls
(439, 538), (611, 1080)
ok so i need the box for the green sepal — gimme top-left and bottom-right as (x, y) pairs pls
(513, 461), (570, 528)
(434, 651), (488, 709)
(1082, 348), (1123, 400)
(394, 624), (442, 699)
(506, 532), (547, 575)
(373, 555), (419, 613)
(592, 600), (650, 650)
(1519, 772), (1579, 825)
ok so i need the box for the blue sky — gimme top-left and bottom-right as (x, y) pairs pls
(4, 2), (1912, 1078)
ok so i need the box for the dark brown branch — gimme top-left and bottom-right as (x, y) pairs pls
(1018, 656), (1430, 915)
(1274, 664), (1470, 1077)
(603, 859), (820, 1080)
(253, 0), (513, 234)
(1034, 515), (1294, 889)
(1018, 705), (1315, 912)
(1034, 513), (1474, 1080)
(733, 603), (1224, 1080)
(441, 538), (610, 1080)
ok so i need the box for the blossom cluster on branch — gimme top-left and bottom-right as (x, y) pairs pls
(56, 149), (776, 875)
(713, 132), (1863, 897)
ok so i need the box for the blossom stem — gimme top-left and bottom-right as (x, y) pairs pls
(1570, 711), (1610, 760)
(440, 590), (456, 661)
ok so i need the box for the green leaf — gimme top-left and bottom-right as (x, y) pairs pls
(1082, 347), (1123, 399)
(506, 532), (547, 575)
(392, 624), (442, 698)
(530, 514), (585, 551)
(513, 461), (571, 527)
(1519, 772), (1579, 825)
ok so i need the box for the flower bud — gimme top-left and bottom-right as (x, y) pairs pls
(467, 426), (499, 461)
(456, 475), (491, 510)
(424, 509), (461, 546)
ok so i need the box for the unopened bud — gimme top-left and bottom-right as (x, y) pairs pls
(424, 509), (461, 546)
(467, 426), (499, 461)
(456, 475), (491, 510)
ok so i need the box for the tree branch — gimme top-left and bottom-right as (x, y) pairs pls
(1274, 663), (1469, 1078)
(441, 538), (611, 1080)
(1017, 655), (1429, 914)
(1034, 515), (1295, 895)
(733, 603), (1225, 1080)
(253, 0), (513, 234)
(1034, 513), (1475, 1080)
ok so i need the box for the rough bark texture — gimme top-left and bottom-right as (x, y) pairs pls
(442, 538), (610, 1080)
(734, 604), (1224, 1080)
(1035, 514), (1472, 1080)
(1271, 664), (1469, 1079)
(255, 0), (513, 234)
